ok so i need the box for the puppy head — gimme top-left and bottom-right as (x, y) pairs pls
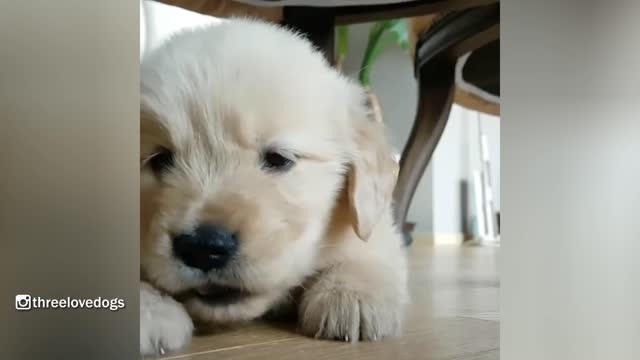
(140, 19), (397, 321)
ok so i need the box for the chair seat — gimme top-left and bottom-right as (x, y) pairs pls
(234, 0), (416, 7)
(414, 4), (499, 113)
(457, 39), (499, 103)
(155, 1), (491, 25)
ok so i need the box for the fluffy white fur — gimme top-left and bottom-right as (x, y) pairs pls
(140, 19), (408, 356)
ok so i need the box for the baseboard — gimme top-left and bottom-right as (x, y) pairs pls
(411, 232), (466, 246)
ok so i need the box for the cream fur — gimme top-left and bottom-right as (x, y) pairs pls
(140, 18), (408, 356)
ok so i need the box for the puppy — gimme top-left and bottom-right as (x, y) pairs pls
(140, 19), (409, 356)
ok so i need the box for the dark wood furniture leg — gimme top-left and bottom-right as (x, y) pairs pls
(393, 61), (457, 240)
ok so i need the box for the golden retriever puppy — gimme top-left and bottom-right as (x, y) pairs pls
(140, 19), (408, 356)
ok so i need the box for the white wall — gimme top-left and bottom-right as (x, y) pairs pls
(482, 113), (500, 210)
(140, 1), (146, 59)
(432, 105), (472, 235)
(140, 0), (223, 57)
(437, 106), (500, 238)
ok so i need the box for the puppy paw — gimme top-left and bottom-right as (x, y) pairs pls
(298, 264), (406, 342)
(140, 282), (194, 356)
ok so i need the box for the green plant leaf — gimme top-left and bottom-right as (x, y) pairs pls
(336, 25), (350, 63)
(387, 19), (410, 51)
(360, 21), (389, 85)
(359, 19), (409, 86)
(367, 30), (397, 65)
(357, 19), (411, 86)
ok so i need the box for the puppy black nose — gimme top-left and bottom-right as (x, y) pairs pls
(172, 224), (238, 272)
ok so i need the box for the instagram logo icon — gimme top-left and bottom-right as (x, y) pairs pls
(15, 294), (32, 311)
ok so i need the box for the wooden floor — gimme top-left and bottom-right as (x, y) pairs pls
(160, 243), (499, 360)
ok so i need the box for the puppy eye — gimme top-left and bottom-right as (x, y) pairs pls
(148, 148), (174, 176)
(262, 150), (295, 172)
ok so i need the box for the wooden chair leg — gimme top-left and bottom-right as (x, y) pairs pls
(393, 61), (457, 245)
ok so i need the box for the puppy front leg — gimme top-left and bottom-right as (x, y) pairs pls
(140, 282), (194, 356)
(299, 245), (408, 342)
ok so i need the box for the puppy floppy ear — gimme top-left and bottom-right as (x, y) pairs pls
(345, 87), (399, 241)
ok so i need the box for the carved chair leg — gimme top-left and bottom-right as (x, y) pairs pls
(393, 61), (457, 244)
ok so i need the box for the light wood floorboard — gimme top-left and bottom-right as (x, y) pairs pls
(157, 243), (499, 360)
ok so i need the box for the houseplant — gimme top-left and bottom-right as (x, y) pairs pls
(335, 19), (410, 123)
